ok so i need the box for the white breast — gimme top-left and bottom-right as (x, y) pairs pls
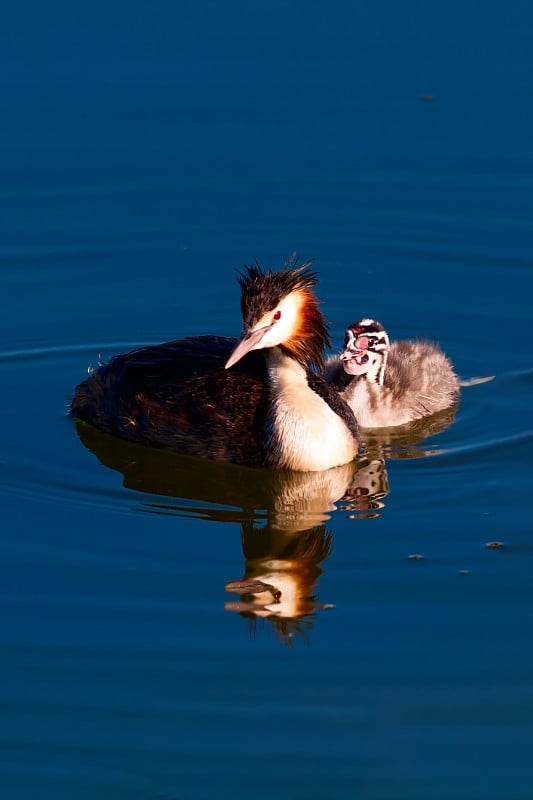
(266, 351), (358, 471)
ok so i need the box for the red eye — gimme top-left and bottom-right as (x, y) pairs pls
(354, 326), (364, 334)
(273, 310), (281, 321)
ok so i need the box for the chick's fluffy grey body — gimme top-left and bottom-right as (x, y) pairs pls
(325, 335), (459, 428)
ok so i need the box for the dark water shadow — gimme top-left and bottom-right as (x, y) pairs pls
(75, 419), (365, 526)
(74, 409), (455, 643)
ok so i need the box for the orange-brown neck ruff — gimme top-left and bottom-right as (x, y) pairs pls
(280, 287), (328, 373)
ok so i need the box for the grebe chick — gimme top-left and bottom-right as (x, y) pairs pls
(70, 260), (360, 471)
(325, 318), (459, 428)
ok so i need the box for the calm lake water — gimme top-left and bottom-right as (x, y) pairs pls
(2, 2), (533, 798)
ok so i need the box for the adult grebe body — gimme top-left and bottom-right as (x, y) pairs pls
(325, 318), (459, 428)
(71, 260), (360, 471)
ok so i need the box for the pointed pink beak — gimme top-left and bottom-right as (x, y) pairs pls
(225, 324), (272, 369)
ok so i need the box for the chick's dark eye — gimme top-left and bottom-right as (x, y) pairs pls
(368, 337), (376, 348)
(273, 310), (281, 321)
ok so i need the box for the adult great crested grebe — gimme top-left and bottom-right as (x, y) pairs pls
(324, 318), (459, 428)
(70, 258), (360, 471)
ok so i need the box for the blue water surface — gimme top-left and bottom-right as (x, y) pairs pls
(1, 2), (533, 799)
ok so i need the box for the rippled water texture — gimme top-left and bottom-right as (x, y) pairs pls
(2, 2), (533, 799)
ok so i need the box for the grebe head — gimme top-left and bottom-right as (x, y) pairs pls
(225, 256), (331, 372)
(340, 318), (390, 385)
